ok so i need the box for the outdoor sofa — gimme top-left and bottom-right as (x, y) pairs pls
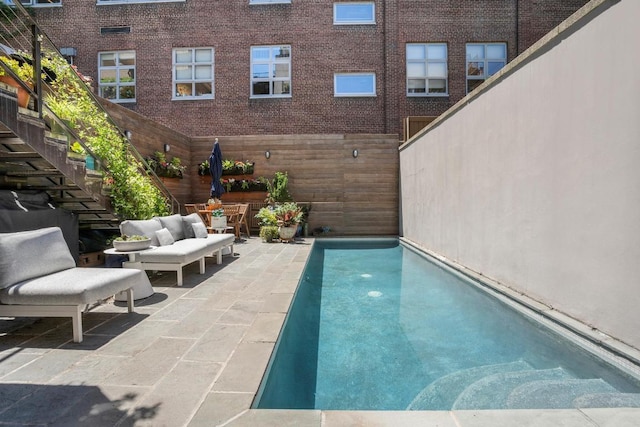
(0, 227), (145, 342)
(118, 213), (235, 286)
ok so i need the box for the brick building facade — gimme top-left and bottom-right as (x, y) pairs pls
(27, 0), (588, 138)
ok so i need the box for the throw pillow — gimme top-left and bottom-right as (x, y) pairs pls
(156, 228), (175, 246)
(192, 222), (208, 238)
(182, 213), (204, 239)
(157, 214), (185, 241)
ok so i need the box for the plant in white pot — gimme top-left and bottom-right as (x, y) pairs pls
(274, 202), (303, 242)
(210, 208), (227, 229)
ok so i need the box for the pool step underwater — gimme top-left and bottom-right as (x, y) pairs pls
(408, 361), (640, 410)
(407, 360), (533, 410)
(507, 378), (620, 409)
(452, 367), (572, 409)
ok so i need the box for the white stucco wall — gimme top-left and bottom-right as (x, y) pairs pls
(400, 0), (640, 349)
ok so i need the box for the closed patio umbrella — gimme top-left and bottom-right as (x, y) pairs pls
(209, 138), (225, 199)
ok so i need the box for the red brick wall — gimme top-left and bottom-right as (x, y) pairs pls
(33, 0), (588, 137)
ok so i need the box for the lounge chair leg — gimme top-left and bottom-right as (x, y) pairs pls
(126, 288), (135, 312)
(216, 249), (222, 264)
(177, 269), (183, 286)
(199, 257), (205, 274)
(72, 306), (83, 343)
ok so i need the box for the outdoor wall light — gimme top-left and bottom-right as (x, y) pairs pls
(163, 143), (171, 153)
(352, 149), (358, 158)
(124, 130), (132, 140)
(265, 150), (271, 159)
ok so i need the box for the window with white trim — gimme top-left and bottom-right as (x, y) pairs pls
(334, 73), (376, 97)
(406, 43), (448, 96)
(173, 48), (214, 100)
(98, 51), (136, 102)
(466, 43), (506, 93)
(2, 0), (61, 6)
(334, 2), (375, 25)
(251, 45), (291, 98)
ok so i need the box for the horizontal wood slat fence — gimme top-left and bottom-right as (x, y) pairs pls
(191, 135), (400, 236)
(104, 101), (399, 235)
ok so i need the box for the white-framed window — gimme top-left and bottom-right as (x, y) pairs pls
(173, 47), (214, 100)
(2, 0), (61, 6)
(249, 0), (291, 4)
(406, 43), (448, 96)
(97, 0), (185, 4)
(466, 43), (507, 93)
(98, 51), (136, 102)
(334, 73), (376, 97)
(250, 45), (291, 98)
(334, 2), (375, 25)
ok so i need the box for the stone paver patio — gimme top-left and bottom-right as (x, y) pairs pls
(1, 236), (638, 426)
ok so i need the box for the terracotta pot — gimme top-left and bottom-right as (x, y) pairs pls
(0, 75), (31, 108)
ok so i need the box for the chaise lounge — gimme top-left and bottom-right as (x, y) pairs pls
(118, 213), (235, 286)
(0, 227), (147, 342)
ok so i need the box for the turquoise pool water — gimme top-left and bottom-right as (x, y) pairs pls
(254, 238), (640, 410)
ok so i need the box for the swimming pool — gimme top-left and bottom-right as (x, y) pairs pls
(254, 238), (640, 410)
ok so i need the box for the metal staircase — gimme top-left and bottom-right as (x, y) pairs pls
(0, 2), (178, 231)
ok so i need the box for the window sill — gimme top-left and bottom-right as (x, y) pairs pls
(249, 95), (292, 99)
(97, 0), (186, 5)
(172, 96), (214, 101)
(407, 94), (449, 98)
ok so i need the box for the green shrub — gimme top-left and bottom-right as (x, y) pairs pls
(259, 226), (280, 243)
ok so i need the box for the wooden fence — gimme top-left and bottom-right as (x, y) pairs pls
(104, 102), (400, 235)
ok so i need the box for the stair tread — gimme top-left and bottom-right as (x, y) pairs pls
(506, 378), (618, 409)
(453, 367), (572, 410)
(573, 392), (640, 408)
(407, 360), (533, 410)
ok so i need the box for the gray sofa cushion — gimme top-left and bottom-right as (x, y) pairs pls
(157, 214), (185, 241)
(137, 239), (211, 263)
(120, 218), (162, 246)
(0, 267), (147, 305)
(0, 227), (75, 289)
(182, 213), (204, 239)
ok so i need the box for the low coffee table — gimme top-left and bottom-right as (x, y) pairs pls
(104, 247), (155, 301)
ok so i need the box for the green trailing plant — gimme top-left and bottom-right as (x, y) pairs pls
(211, 208), (224, 217)
(42, 54), (169, 219)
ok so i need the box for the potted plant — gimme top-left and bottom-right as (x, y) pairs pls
(68, 141), (86, 162)
(262, 171), (292, 205)
(197, 159), (210, 176)
(210, 208), (226, 229)
(255, 205), (277, 242)
(274, 202), (303, 242)
(0, 55), (33, 108)
(145, 151), (186, 178)
(259, 225), (280, 243)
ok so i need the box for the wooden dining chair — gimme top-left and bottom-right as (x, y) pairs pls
(222, 204), (241, 239)
(237, 203), (251, 237)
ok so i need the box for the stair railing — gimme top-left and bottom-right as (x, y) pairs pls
(0, 2), (180, 217)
